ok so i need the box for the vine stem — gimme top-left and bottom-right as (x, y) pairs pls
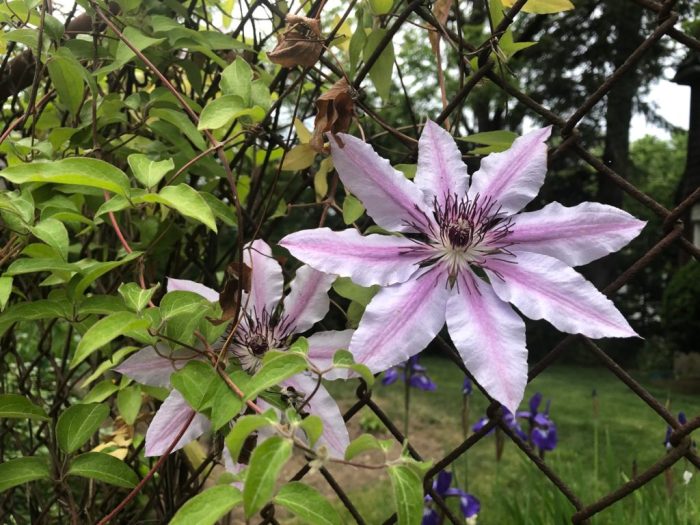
(96, 411), (197, 525)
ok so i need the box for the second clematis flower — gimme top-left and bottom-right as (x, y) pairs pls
(115, 240), (353, 458)
(280, 121), (644, 413)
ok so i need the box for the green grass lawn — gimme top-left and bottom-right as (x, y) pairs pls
(324, 358), (700, 524)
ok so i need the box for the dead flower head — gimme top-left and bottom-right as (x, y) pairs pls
(310, 78), (356, 153)
(268, 14), (323, 69)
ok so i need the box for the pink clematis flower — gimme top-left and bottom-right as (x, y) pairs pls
(280, 121), (644, 413)
(115, 240), (352, 457)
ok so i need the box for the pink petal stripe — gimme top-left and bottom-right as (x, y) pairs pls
(350, 265), (450, 372)
(283, 373), (349, 458)
(485, 252), (637, 339)
(306, 329), (355, 380)
(468, 126), (551, 215)
(243, 239), (284, 316)
(114, 344), (195, 388)
(280, 227), (425, 287)
(330, 133), (434, 233)
(167, 278), (219, 302)
(446, 272), (527, 414)
(282, 265), (335, 334)
(415, 120), (469, 206)
(145, 390), (211, 456)
(507, 201), (646, 266)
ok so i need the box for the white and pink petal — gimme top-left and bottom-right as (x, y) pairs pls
(167, 278), (219, 302)
(114, 344), (195, 388)
(144, 390), (211, 457)
(468, 126), (551, 215)
(282, 265), (335, 334)
(445, 272), (527, 414)
(507, 201), (646, 267)
(243, 239), (284, 316)
(306, 329), (355, 380)
(350, 266), (450, 373)
(329, 133), (435, 233)
(284, 373), (349, 458)
(280, 227), (426, 287)
(485, 252), (637, 339)
(415, 120), (469, 206)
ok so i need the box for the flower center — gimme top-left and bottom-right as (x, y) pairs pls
(229, 308), (284, 373)
(427, 193), (513, 277)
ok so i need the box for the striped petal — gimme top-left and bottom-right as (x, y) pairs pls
(306, 329), (355, 380)
(485, 252), (637, 339)
(446, 272), (527, 414)
(415, 120), (469, 206)
(282, 265), (335, 334)
(280, 227), (425, 287)
(284, 373), (349, 458)
(330, 133), (434, 232)
(167, 278), (218, 302)
(145, 390), (211, 457)
(113, 344), (194, 388)
(468, 127), (551, 215)
(508, 201), (646, 267)
(350, 266), (450, 372)
(243, 239), (283, 316)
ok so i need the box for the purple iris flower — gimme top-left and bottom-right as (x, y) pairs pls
(517, 392), (558, 453)
(472, 406), (528, 441)
(423, 471), (480, 524)
(462, 377), (472, 395)
(664, 412), (687, 450)
(381, 356), (436, 391)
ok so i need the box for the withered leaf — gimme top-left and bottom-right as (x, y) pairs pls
(210, 261), (252, 325)
(310, 78), (355, 153)
(268, 15), (323, 69)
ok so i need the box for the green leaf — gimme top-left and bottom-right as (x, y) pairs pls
(160, 290), (212, 319)
(71, 312), (150, 368)
(83, 380), (119, 404)
(128, 154), (174, 188)
(70, 250), (143, 298)
(171, 361), (218, 411)
(0, 394), (48, 421)
(203, 373), (244, 430)
(344, 434), (388, 460)
(369, 0), (393, 15)
(388, 465), (424, 525)
(117, 385), (142, 425)
(274, 482), (341, 525)
(281, 144), (316, 171)
(332, 277), (379, 306)
(332, 350), (375, 387)
(298, 415), (322, 447)
(0, 457), (51, 492)
(459, 130), (518, 153)
(56, 403), (110, 454)
(198, 95), (261, 130)
(395, 163), (417, 180)
(118, 282), (158, 313)
(98, 26), (166, 74)
(243, 436), (292, 518)
(169, 485), (242, 525)
(0, 276), (12, 311)
(0, 158), (131, 196)
(68, 452), (139, 488)
(342, 194), (365, 224)
(363, 29), (395, 101)
(156, 184), (217, 231)
(150, 108), (206, 151)
(225, 411), (276, 463)
(47, 54), (84, 117)
(244, 352), (307, 401)
(502, 0), (574, 14)
(30, 218), (69, 261)
(5, 258), (78, 276)
(221, 57), (252, 105)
